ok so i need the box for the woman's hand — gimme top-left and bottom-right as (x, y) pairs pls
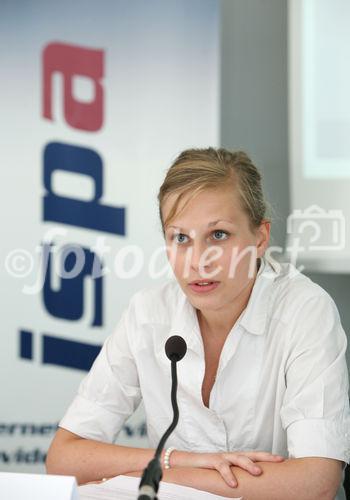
(174, 450), (285, 488)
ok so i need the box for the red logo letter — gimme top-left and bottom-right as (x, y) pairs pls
(43, 42), (104, 131)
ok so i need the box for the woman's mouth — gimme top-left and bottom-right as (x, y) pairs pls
(188, 280), (220, 293)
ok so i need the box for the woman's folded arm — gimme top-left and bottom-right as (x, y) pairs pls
(46, 428), (159, 485)
(160, 457), (343, 500)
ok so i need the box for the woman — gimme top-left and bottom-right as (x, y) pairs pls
(46, 148), (349, 499)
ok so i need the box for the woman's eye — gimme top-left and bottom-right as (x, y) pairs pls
(212, 230), (229, 241)
(173, 233), (188, 244)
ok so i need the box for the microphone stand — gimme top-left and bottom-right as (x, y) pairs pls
(137, 358), (180, 500)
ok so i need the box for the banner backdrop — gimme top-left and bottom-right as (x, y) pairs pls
(0, 0), (219, 472)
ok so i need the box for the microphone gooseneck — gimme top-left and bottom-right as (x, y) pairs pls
(137, 335), (187, 500)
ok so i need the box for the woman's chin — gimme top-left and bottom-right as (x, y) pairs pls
(187, 291), (223, 310)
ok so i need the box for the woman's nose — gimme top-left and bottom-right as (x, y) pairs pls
(189, 241), (213, 273)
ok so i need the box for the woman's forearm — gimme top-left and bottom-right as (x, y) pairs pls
(46, 428), (162, 485)
(161, 458), (341, 500)
(46, 439), (155, 485)
(46, 428), (203, 485)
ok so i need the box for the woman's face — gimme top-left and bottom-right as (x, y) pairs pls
(162, 185), (270, 313)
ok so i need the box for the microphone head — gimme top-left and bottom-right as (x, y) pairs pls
(165, 335), (187, 362)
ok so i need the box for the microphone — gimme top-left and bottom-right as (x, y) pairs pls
(165, 335), (187, 362)
(137, 335), (187, 500)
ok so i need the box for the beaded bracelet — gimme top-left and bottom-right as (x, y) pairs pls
(164, 446), (176, 469)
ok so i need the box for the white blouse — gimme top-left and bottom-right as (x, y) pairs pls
(60, 255), (350, 497)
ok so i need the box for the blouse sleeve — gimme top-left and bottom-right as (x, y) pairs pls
(280, 292), (350, 464)
(59, 299), (142, 443)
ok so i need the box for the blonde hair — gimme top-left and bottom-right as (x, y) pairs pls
(158, 147), (271, 233)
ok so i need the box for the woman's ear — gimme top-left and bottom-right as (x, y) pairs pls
(256, 220), (271, 257)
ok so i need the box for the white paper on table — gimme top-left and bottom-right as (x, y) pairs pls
(78, 475), (242, 500)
